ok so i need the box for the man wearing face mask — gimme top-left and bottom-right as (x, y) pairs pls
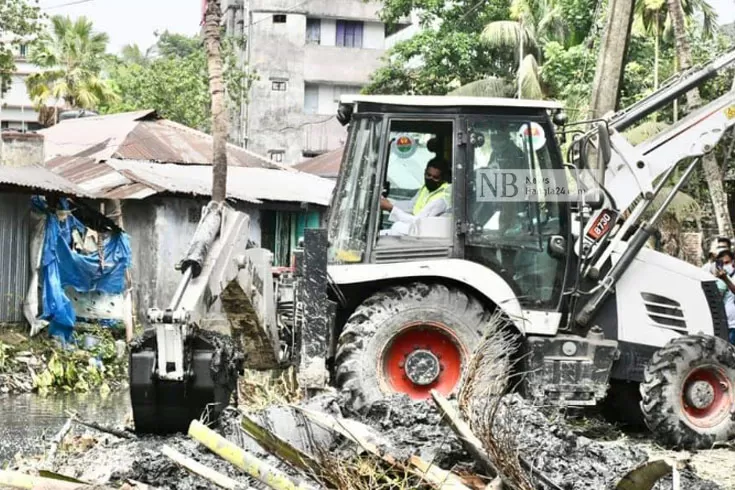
(714, 248), (735, 344)
(379, 157), (451, 235)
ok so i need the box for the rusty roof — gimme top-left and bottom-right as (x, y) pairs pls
(293, 147), (343, 179)
(40, 110), (281, 169)
(46, 156), (334, 205)
(0, 165), (90, 197)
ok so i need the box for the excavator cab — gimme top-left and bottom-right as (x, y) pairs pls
(327, 95), (573, 310)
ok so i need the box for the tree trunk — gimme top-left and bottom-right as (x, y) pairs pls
(589, 0), (635, 119)
(205, 0), (228, 203)
(667, 0), (734, 237)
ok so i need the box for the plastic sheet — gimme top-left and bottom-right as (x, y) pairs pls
(33, 197), (132, 342)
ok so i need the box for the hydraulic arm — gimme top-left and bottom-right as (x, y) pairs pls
(129, 202), (251, 433)
(573, 48), (735, 327)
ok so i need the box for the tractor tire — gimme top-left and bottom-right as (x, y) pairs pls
(639, 334), (735, 449)
(334, 282), (504, 413)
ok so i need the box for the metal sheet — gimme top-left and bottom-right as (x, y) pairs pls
(0, 194), (30, 323)
(0, 165), (89, 196)
(41, 111), (281, 169)
(106, 159), (335, 206)
(293, 147), (343, 179)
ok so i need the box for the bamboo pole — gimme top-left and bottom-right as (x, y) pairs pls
(0, 470), (103, 490)
(187, 420), (317, 490)
(161, 445), (249, 490)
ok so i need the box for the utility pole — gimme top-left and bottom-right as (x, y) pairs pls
(204, 0), (229, 202)
(588, 0), (636, 119)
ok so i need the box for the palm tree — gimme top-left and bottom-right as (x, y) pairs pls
(25, 15), (118, 113)
(633, 0), (717, 92)
(204, 0), (228, 202)
(664, 0), (732, 237)
(480, 0), (569, 99)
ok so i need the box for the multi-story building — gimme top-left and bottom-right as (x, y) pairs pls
(0, 44), (44, 132)
(222, 0), (405, 165)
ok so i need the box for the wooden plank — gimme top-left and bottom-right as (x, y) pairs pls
(161, 444), (249, 490)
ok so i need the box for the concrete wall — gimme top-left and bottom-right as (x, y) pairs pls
(0, 56), (62, 129)
(249, 0), (383, 19)
(240, 0), (388, 164)
(123, 196), (262, 325)
(0, 132), (44, 167)
(303, 45), (384, 84)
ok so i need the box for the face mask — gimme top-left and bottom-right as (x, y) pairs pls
(425, 179), (441, 192)
(725, 264), (734, 274)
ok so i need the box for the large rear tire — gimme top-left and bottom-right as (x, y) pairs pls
(334, 282), (503, 413)
(639, 334), (735, 449)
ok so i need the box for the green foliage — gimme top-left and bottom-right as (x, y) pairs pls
(102, 31), (255, 133)
(364, 0), (515, 95)
(31, 326), (125, 394)
(0, 341), (14, 373)
(541, 41), (596, 112)
(0, 0), (43, 95)
(26, 15), (118, 110)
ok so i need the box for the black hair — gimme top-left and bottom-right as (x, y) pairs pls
(718, 237), (732, 248)
(717, 249), (734, 261)
(426, 157), (450, 178)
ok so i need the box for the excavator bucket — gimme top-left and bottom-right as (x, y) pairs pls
(129, 331), (237, 434)
(129, 202), (252, 434)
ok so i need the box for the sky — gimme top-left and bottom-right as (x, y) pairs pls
(37, 0), (203, 54)
(35, 0), (735, 55)
(711, 0), (735, 25)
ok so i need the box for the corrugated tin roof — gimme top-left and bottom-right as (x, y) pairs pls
(46, 155), (334, 206)
(40, 110), (154, 161)
(107, 159), (334, 206)
(0, 165), (90, 196)
(293, 147), (343, 179)
(46, 155), (158, 200)
(40, 110), (281, 169)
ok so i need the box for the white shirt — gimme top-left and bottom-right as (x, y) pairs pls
(382, 186), (450, 236)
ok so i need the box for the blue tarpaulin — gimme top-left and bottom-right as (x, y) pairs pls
(33, 197), (132, 342)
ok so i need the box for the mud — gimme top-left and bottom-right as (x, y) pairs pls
(492, 395), (722, 490)
(360, 394), (471, 470)
(10, 388), (733, 490)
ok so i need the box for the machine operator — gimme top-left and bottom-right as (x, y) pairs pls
(379, 157), (451, 236)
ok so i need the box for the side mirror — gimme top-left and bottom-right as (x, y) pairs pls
(337, 103), (354, 126)
(596, 122), (612, 166)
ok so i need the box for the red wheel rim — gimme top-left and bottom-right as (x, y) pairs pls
(380, 321), (467, 400)
(680, 365), (734, 428)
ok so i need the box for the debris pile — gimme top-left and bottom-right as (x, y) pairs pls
(3, 388), (728, 490)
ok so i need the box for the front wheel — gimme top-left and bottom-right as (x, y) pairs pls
(334, 282), (507, 413)
(639, 334), (735, 449)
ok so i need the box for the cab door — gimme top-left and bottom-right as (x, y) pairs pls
(461, 114), (570, 311)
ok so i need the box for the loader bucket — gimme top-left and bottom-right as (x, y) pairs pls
(129, 332), (237, 434)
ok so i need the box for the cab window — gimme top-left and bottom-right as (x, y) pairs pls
(379, 120), (454, 239)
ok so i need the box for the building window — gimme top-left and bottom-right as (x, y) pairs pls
(273, 14), (286, 23)
(272, 80), (287, 91)
(269, 150), (285, 163)
(306, 18), (321, 45)
(304, 83), (319, 114)
(18, 44), (28, 58)
(336, 20), (364, 48)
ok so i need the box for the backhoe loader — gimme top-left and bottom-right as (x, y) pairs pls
(130, 49), (735, 449)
